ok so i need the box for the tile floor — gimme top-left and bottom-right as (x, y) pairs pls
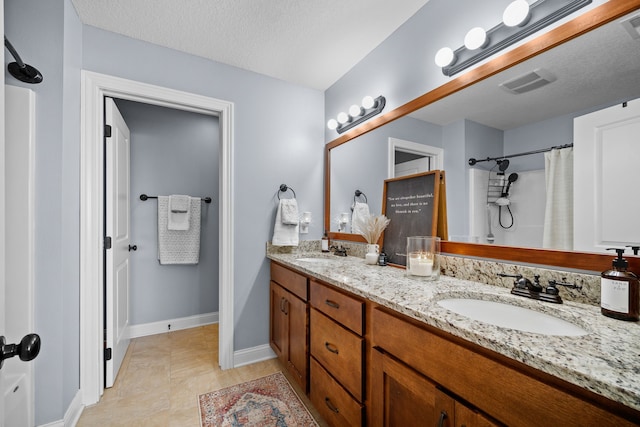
(77, 324), (323, 426)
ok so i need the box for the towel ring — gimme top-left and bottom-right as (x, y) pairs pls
(277, 184), (296, 200)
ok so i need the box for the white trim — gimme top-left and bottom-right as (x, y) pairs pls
(126, 312), (219, 339)
(37, 389), (83, 427)
(233, 344), (277, 368)
(388, 137), (444, 178)
(80, 71), (234, 407)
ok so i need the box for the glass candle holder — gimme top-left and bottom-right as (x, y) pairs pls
(406, 236), (441, 280)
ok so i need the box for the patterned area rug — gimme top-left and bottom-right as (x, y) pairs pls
(198, 372), (319, 426)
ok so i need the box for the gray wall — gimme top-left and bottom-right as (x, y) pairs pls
(6, 0), (323, 423)
(115, 99), (219, 325)
(5, 0), (82, 423)
(81, 28), (324, 351)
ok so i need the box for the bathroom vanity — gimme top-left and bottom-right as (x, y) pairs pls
(268, 252), (640, 426)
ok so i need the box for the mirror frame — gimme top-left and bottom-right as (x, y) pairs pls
(324, 0), (640, 272)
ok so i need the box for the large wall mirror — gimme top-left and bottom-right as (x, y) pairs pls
(324, 1), (640, 272)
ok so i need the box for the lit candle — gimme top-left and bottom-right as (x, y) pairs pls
(409, 252), (433, 276)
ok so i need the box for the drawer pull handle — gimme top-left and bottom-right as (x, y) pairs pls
(324, 342), (339, 354)
(324, 397), (340, 413)
(283, 299), (289, 315)
(437, 410), (448, 427)
(325, 299), (340, 309)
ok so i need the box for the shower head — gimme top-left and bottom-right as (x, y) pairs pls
(4, 36), (43, 84)
(497, 159), (510, 171)
(502, 172), (519, 196)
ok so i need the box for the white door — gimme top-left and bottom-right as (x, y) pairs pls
(395, 157), (431, 177)
(3, 85), (36, 427)
(105, 97), (131, 387)
(0, 32), (6, 424)
(574, 99), (640, 253)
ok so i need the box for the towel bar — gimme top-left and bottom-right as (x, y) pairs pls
(139, 194), (212, 203)
(277, 184), (296, 200)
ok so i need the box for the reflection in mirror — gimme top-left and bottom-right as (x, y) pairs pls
(327, 7), (640, 256)
(329, 116), (440, 233)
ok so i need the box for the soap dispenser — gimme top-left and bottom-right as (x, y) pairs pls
(601, 248), (639, 321)
(321, 231), (330, 253)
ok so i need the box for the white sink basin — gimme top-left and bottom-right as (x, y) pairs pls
(437, 298), (588, 336)
(295, 257), (336, 263)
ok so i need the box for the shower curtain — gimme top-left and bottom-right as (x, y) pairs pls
(543, 147), (573, 250)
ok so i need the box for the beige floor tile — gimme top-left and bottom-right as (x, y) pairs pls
(77, 324), (324, 426)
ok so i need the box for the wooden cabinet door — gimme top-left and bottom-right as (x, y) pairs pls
(269, 281), (288, 362)
(455, 402), (500, 427)
(287, 291), (308, 391)
(370, 348), (454, 427)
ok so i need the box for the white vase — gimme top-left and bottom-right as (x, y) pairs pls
(365, 244), (379, 265)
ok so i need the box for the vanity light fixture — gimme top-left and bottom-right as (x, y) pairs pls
(434, 0), (591, 77)
(327, 95), (386, 134)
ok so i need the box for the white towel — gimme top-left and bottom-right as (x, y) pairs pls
(280, 198), (299, 225)
(272, 200), (299, 246)
(158, 196), (201, 264)
(168, 195), (191, 231)
(351, 202), (370, 233)
(170, 194), (190, 212)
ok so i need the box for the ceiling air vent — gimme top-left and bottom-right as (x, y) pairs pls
(499, 68), (557, 94)
(621, 14), (640, 40)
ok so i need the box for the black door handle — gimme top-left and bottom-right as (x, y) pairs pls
(0, 334), (41, 370)
(129, 244), (137, 251)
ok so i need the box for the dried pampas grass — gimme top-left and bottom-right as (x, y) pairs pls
(352, 214), (390, 244)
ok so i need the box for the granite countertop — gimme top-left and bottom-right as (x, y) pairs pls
(267, 251), (640, 412)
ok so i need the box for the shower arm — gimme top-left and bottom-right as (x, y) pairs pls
(4, 37), (26, 69)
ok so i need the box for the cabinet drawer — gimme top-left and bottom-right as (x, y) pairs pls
(310, 308), (363, 401)
(310, 357), (363, 427)
(310, 279), (363, 335)
(271, 262), (308, 301)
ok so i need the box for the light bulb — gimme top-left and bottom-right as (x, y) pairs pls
(503, 0), (530, 27)
(349, 104), (363, 117)
(435, 47), (456, 67)
(362, 96), (375, 109)
(337, 112), (349, 124)
(327, 118), (338, 130)
(464, 27), (488, 50)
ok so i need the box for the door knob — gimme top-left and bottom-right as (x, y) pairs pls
(0, 333), (41, 369)
(128, 244), (137, 251)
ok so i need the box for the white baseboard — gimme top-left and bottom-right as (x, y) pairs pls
(233, 344), (276, 368)
(126, 312), (218, 339)
(37, 389), (83, 427)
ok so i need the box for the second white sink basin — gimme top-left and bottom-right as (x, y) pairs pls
(437, 298), (588, 336)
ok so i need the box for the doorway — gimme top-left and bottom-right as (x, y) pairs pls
(80, 71), (234, 406)
(388, 137), (444, 178)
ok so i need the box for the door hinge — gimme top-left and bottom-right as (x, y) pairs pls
(104, 236), (112, 250)
(104, 348), (112, 361)
(104, 124), (112, 138)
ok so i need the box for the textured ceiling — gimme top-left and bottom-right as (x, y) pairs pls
(70, 0), (430, 90)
